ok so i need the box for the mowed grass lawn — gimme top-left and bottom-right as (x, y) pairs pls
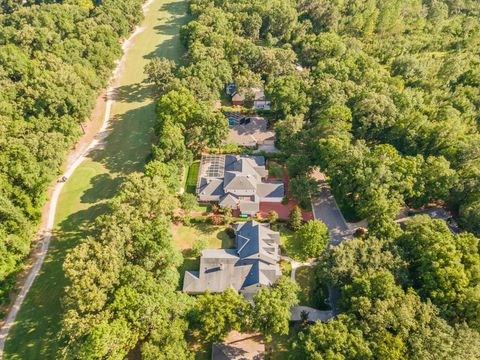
(296, 266), (318, 308)
(274, 223), (306, 262)
(172, 223), (234, 287)
(4, 1), (189, 359)
(185, 160), (200, 194)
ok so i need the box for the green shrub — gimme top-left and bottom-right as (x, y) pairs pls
(192, 238), (208, 257)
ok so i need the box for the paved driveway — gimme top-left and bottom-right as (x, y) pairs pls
(291, 306), (334, 322)
(311, 172), (352, 246)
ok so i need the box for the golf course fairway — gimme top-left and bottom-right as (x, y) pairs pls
(3, 0), (188, 358)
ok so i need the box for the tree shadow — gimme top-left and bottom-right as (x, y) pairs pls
(89, 103), (155, 174)
(80, 173), (124, 204)
(55, 203), (109, 248)
(110, 82), (155, 103)
(218, 231), (235, 248)
(144, 0), (190, 62)
(177, 251), (200, 290)
(4, 203), (108, 359)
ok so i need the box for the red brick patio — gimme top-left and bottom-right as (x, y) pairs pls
(258, 200), (313, 221)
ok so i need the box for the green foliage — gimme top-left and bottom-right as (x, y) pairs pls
(180, 193), (198, 213)
(288, 205), (303, 231)
(297, 316), (372, 360)
(61, 173), (190, 358)
(310, 225), (480, 359)
(296, 220), (329, 259)
(290, 175), (319, 209)
(252, 276), (299, 342)
(267, 210), (279, 224)
(397, 216), (480, 329)
(191, 238), (208, 258)
(154, 87), (228, 164)
(275, 114), (304, 150)
(222, 207), (233, 225)
(173, 0), (480, 356)
(459, 200), (480, 236)
(266, 75), (311, 118)
(145, 160), (182, 193)
(191, 289), (250, 343)
(37, 0), (480, 356)
(0, 0), (145, 303)
(144, 57), (177, 94)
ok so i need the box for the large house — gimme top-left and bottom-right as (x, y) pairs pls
(196, 155), (284, 216)
(231, 87), (271, 110)
(183, 220), (282, 298)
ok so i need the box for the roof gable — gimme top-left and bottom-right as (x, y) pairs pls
(183, 221), (281, 294)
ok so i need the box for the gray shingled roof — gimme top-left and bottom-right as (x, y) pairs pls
(183, 221), (281, 295)
(225, 155), (266, 170)
(219, 194), (239, 208)
(239, 201), (260, 215)
(257, 182), (284, 199)
(224, 172), (257, 191)
(197, 155), (281, 206)
(235, 221), (279, 263)
(197, 178), (225, 197)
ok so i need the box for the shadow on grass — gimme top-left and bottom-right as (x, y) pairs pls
(296, 266), (317, 308)
(275, 224), (306, 262)
(193, 223), (235, 248)
(217, 230), (235, 249)
(4, 203), (108, 360)
(81, 173), (124, 204)
(145, 0), (190, 62)
(90, 103), (154, 175)
(110, 82), (155, 104)
(268, 327), (300, 360)
(177, 250), (200, 290)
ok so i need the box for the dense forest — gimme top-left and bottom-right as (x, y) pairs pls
(149, 0), (480, 235)
(150, 0), (480, 357)
(17, 0), (480, 358)
(0, 0), (144, 302)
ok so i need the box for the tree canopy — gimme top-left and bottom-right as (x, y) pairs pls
(0, 0), (145, 303)
(61, 172), (191, 359)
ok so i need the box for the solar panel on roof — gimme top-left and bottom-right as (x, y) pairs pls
(201, 155), (225, 178)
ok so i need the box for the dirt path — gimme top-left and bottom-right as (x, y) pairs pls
(0, 1), (155, 356)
